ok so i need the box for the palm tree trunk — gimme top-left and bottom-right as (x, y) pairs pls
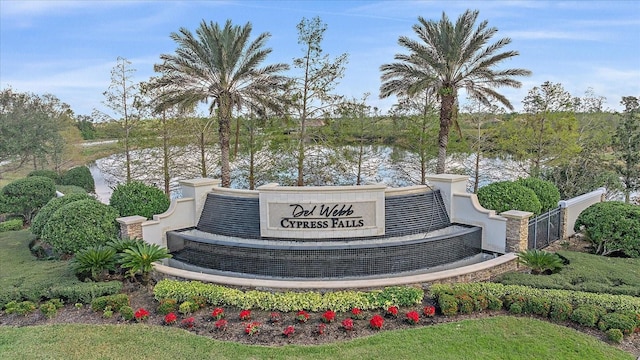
(218, 94), (232, 188)
(437, 94), (455, 174)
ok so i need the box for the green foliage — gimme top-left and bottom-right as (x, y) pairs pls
(477, 181), (542, 215)
(515, 177), (561, 212)
(429, 282), (640, 313)
(549, 301), (573, 322)
(612, 96), (640, 203)
(45, 282), (122, 304)
(30, 193), (92, 237)
(153, 280), (424, 312)
(437, 294), (458, 316)
(71, 246), (117, 281)
(523, 297), (551, 317)
(486, 295), (503, 311)
(508, 301), (523, 315)
(119, 242), (171, 283)
(28, 170), (61, 184)
(109, 181), (170, 219)
(156, 298), (177, 315)
(39, 298), (64, 319)
(455, 293), (475, 314)
(598, 313), (637, 335)
(0, 176), (56, 223)
(40, 199), (119, 255)
(120, 305), (134, 321)
(91, 294), (130, 312)
(574, 201), (640, 257)
(497, 250), (640, 296)
(0, 219), (23, 232)
(4, 300), (37, 315)
(570, 304), (606, 327)
(178, 301), (198, 315)
(516, 249), (564, 275)
(60, 166), (95, 193)
(605, 328), (624, 343)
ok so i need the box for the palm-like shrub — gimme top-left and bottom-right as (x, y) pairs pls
(119, 242), (171, 284)
(72, 246), (117, 281)
(109, 181), (170, 219)
(516, 249), (564, 275)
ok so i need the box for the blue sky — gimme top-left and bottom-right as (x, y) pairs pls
(1, 0), (639, 117)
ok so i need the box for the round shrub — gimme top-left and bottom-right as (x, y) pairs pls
(0, 176), (56, 223)
(109, 181), (170, 219)
(549, 301), (573, 322)
(574, 201), (640, 258)
(477, 181), (542, 216)
(515, 177), (561, 213)
(31, 193), (92, 237)
(605, 328), (623, 343)
(61, 166), (95, 193)
(598, 312), (637, 335)
(41, 199), (119, 255)
(570, 304), (606, 327)
(0, 218), (23, 232)
(437, 294), (458, 316)
(28, 170), (61, 184)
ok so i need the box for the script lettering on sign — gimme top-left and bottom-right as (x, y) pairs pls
(279, 203), (366, 229)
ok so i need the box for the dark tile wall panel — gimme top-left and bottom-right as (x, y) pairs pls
(196, 190), (451, 240)
(169, 226), (481, 279)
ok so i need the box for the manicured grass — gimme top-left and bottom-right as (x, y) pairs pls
(0, 230), (76, 306)
(497, 250), (640, 296)
(0, 316), (633, 360)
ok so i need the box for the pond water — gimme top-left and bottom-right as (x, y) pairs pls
(86, 144), (534, 203)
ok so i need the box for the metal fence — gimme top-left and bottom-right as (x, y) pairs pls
(528, 206), (561, 250)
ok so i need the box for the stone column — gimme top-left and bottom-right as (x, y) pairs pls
(117, 215), (147, 240)
(559, 204), (569, 239)
(500, 210), (533, 252)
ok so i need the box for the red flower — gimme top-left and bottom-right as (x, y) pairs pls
(211, 307), (225, 320)
(370, 314), (384, 330)
(341, 318), (354, 331)
(270, 312), (281, 323)
(282, 325), (295, 337)
(181, 317), (195, 329)
(321, 310), (336, 323)
(351, 307), (363, 319)
(244, 321), (261, 335)
(316, 323), (327, 335)
(239, 309), (251, 320)
(163, 312), (177, 325)
(214, 319), (228, 330)
(423, 305), (436, 317)
(406, 311), (420, 325)
(386, 306), (398, 317)
(134, 308), (149, 322)
(296, 310), (310, 323)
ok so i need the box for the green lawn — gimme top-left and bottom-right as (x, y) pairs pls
(0, 316), (633, 360)
(497, 250), (640, 296)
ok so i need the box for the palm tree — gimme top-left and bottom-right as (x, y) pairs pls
(380, 9), (531, 174)
(152, 20), (289, 187)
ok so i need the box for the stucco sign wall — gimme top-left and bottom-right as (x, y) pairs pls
(258, 183), (386, 239)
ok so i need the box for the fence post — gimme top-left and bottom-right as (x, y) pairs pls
(501, 210), (534, 252)
(117, 215), (147, 239)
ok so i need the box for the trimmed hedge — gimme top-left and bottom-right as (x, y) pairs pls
(516, 177), (561, 213)
(109, 181), (170, 219)
(153, 280), (424, 312)
(40, 199), (119, 255)
(0, 176), (57, 223)
(477, 181), (542, 215)
(0, 219), (23, 232)
(574, 201), (640, 258)
(30, 193), (93, 237)
(28, 170), (61, 184)
(61, 166), (95, 193)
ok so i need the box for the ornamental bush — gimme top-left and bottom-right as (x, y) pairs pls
(109, 181), (170, 219)
(574, 201), (640, 258)
(571, 304), (606, 327)
(28, 170), (61, 184)
(40, 199), (119, 256)
(0, 219), (23, 232)
(61, 166), (95, 193)
(549, 301), (573, 322)
(606, 328), (623, 343)
(30, 193), (92, 237)
(0, 176), (56, 223)
(515, 177), (561, 213)
(597, 312), (636, 335)
(477, 181), (542, 216)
